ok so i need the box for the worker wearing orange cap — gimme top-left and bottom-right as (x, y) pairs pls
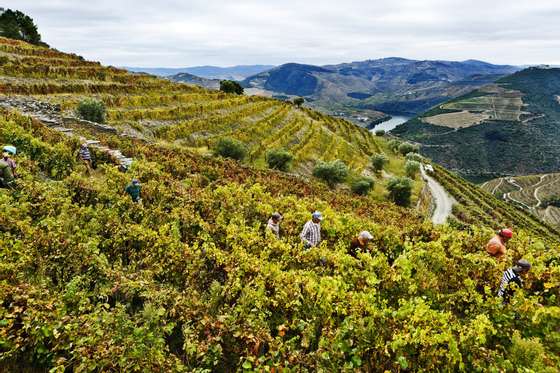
(486, 228), (513, 258)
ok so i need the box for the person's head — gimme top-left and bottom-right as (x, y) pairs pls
(132, 179), (140, 186)
(311, 211), (323, 223)
(498, 228), (513, 242)
(271, 212), (282, 223)
(3, 145), (16, 158)
(358, 231), (374, 243)
(513, 259), (531, 275)
(81, 143), (88, 149)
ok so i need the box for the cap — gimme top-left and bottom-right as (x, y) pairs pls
(271, 212), (282, 220)
(132, 179), (140, 185)
(3, 145), (16, 155)
(499, 228), (513, 239)
(359, 231), (374, 240)
(312, 211), (323, 221)
(515, 259), (531, 271)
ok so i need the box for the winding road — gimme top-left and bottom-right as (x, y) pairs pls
(421, 165), (455, 225)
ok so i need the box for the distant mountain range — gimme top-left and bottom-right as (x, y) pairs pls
(242, 58), (520, 117)
(124, 65), (274, 80)
(393, 66), (560, 180)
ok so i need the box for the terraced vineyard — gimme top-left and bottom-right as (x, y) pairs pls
(1, 36), (560, 372)
(429, 165), (560, 241)
(482, 173), (560, 226)
(0, 37), (383, 174)
(1, 106), (560, 372)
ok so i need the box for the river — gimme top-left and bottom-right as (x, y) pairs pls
(370, 115), (411, 132)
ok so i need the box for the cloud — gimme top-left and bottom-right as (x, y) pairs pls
(5, 0), (560, 67)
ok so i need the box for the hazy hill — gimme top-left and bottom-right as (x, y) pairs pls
(393, 67), (560, 180)
(242, 58), (519, 116)
(125, 64), (274, 79)
(169, 72), (220, 90)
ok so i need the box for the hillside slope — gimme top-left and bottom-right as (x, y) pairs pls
(393, 67), (560, 180)
(482, 172), (560, 227)
(170, 72), (220, 90)
(1, 36), (559, 372)
(1, 106), (559, 372)
(242, 59), (519, 121)
(0, 37), (389, 176)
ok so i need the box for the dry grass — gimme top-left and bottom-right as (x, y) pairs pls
(423, 110), (489, 128)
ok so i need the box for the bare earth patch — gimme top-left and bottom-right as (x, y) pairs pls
(423, 110), (489, 128)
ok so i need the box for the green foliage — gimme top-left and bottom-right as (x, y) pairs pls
(293, 97), (305, 107)
(398, 142), (419, 156)
(76, 98), (106, 123)
(350, 177), (374, 195)
(2, 37), (560, 373)
(388, 139), (401, 153)
(0, 8), (44, 45)
(371, 153), (389, 172)
(406, 152), (424, 162)
(220, 80), (244, 95)
(386, 176), (413, 206)
(375, 129), (385, 136)
(508, 332), (551, 372)
(265, 148), (293, 171)
(312, 159), (349, 187)
(405, 160), (420, 178)
(540, 195), (560, 208)
(213, 137), (247, 161)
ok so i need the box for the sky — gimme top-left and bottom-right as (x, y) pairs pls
(6, 0), (560, 67)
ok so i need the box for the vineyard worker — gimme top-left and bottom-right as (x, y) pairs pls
(0, 156), (16, 189)
(498, 259), (531, 303)
(300, 211), (322, 249)
(78, 143), (93, 175)
(125, 179), (142, 202)
(266, 212), (282, 238)
(2, 145), (17, 178)
(349, 231), (374, 258)
(486, 228), (513, 258)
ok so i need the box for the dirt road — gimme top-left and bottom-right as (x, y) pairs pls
(421, 165), (455, 225)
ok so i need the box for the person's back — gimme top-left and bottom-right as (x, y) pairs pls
(348, 231), (373, 258)
(486, 235), (506, 257)
(125, 180), (141, 202)
(498, 259), (531, 303)
(0, 159), (15, 188)
(266, 212), (282, 239)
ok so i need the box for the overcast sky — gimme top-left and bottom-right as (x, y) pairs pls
(6, 0), (560, 67)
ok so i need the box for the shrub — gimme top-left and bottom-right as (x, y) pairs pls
(0, 55), (10, 65)
(312, 159), (349, 187)
(398, 142), (419, 156)
(508, 332), (549, 372)
(406, 152), (424, 162)
(220, 80), (244, 95)
(371, 153), (389, 172)
(405, 160), (421, 178)
(265, 149), (294, 171)
(388, 139), (401, 153)
(387, 176), (413, 206)
(351, 177), (375, 195)
(375, 129), (385, 136)
(76, 98), (106, 123)
(213, 138), (247, 161)
(293, 97), (305, 108)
